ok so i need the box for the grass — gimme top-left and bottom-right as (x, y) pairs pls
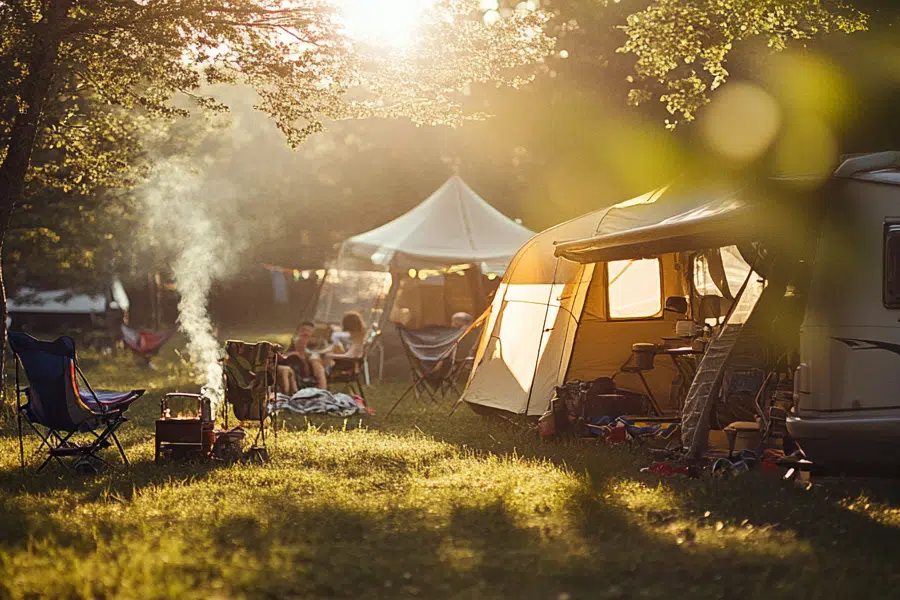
(2, 334), (900, 599)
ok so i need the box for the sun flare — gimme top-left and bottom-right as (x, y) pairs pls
(338, 0), (435, 48)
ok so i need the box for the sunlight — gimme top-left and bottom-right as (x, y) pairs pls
(338, 0), (435, 48)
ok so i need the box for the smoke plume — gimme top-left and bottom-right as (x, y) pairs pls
(140, 157), (245, 412)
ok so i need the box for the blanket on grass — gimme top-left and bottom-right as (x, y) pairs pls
(270, 388), (373, 417)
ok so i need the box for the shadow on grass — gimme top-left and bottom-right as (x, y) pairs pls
(3, 374), (900, 597)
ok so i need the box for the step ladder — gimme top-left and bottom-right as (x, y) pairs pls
(681, 275), (765, 458)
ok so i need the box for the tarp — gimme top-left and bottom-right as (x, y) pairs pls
(8, 279), (129, 314)
(554, 190), (752, 263)
(339, 175), (534, 271)
(7, 290), (107, 314)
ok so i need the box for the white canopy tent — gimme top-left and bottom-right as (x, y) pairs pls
(315, 176), (534, 330)
(339, 175), (535, 272)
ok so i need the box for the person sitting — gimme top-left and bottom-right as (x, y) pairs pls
(323, 312), (366, 368)
(277, 321), (328, 394)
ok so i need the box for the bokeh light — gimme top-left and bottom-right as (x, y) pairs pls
(483, 9), (501, 25)
(701, 82), (781, 162)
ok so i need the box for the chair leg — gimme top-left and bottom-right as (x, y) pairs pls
(91, 419), (128, 466)
(17, 409), (25, 470)
(637, 372), (663, 416)
(110, 430), (129, 466)
(386, 381), (418, 418)
(355, 374), (366, 400)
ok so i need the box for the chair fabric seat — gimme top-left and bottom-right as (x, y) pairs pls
(79, 390), (144, 411)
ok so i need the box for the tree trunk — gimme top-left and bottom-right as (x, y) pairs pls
(0, 0), (73, 403)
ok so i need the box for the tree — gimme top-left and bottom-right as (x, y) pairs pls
(0, 0), (554, 393)
(617, 0), (868, 128)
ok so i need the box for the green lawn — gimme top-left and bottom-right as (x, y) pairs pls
(2, 338), (900, 599)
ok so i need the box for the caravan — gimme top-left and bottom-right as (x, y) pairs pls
(463, 152), (900, 469)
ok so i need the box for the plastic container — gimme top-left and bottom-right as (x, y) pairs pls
(632, 343), (657, 370)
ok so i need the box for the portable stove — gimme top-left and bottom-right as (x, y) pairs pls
(154, 393), (215, 463)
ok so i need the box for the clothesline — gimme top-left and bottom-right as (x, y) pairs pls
(261, 263), (327, 282)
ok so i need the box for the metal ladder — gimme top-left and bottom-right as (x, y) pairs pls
(681, 277), (765, 457)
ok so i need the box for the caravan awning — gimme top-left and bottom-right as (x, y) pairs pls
(553, 196), (759, 264)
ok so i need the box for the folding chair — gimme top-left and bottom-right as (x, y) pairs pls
(222, 340), (281, 460)
(447, 311), (488, 389)
(327, 325), (381, 400)
(386, 325), (468, 417)
(10, 332), (145, 473)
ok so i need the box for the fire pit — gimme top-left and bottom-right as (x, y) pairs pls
(155, 393), (215, 463)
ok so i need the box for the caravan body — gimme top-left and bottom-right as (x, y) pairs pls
(788, 155), (900, 467)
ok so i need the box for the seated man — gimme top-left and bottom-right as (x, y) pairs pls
(277, 321), (328, 394)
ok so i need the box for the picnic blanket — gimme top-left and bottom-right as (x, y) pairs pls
(270, 388), (373, 417)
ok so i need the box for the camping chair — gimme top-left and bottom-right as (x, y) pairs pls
(10, 332), (145, 473)
(223, 340), (281, 458)
(447, 311), (489, 388)
(386, 325), (469, 417)
(328, 325), (381, 400)
(121, 323), (174, 369)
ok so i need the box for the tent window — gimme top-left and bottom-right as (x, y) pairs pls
(721, 246), (753, 297)
(607, 259), (662, 320)
(693, 253), (721, 297)
(884, 224), (900, 308)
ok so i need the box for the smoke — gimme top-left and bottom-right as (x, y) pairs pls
(140, 156), (246, 412)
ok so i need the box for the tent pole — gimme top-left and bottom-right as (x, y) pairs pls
(468, 265), (487, 317)
(380, 272), (401, 332)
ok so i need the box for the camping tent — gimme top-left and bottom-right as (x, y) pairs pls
(461, 184), (758, 417)
(315, 175), (534, 329)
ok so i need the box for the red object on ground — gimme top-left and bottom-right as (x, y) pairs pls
(646, 461), (690, 477)
(605, 426), (628, 443)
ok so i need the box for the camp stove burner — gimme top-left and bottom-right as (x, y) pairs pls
(155, 393), (216, 463)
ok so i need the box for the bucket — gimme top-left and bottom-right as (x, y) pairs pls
(632, 343), (657, 370)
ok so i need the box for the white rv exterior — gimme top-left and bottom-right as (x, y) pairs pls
(788, 152), (900, 468)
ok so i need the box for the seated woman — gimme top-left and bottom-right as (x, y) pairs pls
(277, 321), (328, 394)
(323, 311), (366, 368)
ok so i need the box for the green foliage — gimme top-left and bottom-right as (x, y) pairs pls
(618, 0), (868, 128)
(0, 0), (555, 292)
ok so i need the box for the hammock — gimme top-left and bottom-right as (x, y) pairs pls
(121, 324), (173, 356)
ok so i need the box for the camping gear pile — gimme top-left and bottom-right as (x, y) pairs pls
(538, 377), (678, 443)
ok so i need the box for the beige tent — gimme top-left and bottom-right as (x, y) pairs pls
(462, 184), (751, 417)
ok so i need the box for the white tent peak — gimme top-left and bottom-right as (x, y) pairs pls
(342, 175), (534, 270)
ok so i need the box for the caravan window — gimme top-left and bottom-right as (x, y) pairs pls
(607, 259), (662, 319)
(884, 223), (900, 308)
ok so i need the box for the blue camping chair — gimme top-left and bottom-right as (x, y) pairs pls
(10, 332), (145, 473)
